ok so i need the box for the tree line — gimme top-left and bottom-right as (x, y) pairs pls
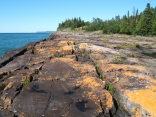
(57, 3), (156, 36)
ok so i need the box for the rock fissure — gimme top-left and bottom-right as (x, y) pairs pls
(44, 93), (52, 113)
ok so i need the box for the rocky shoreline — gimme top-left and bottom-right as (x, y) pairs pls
(0, 31), (156, 117)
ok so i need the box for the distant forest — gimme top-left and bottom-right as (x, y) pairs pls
(57, 3), (156, 36)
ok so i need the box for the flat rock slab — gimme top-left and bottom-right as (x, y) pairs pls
(0, 109), (15, 117)
(97, 54), (156, 116)
(11, 80), (104, 117)
(0, 38), (114, 117)
(1, 31), (156, 117)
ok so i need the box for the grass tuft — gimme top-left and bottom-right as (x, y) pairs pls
(106, 82), (115, 94)
(23, 79), (30, 85)
(113, 56), (127, 63)
(102, 38), (109, 44)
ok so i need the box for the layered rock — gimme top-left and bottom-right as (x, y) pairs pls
(0, 31), (156, 117)
(0, 33), (114, 117)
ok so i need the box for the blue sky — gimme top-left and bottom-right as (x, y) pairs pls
(0, 0), (156, 33)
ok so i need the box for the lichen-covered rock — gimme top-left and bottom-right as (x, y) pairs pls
(0, 31), (156, 117)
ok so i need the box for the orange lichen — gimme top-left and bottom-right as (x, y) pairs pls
(50, 58), (75, 64)
(79, 64), (95, 74)
(131, 107), (142, 117)
(87, 92), (102, 113)
(4, 82), (14, 91)
(62, 46), (74, 55)
(67, 41), (74, 45)
(123, 71), (137, 76)
(139, 76), (156, 85)
(149, 85), (156, 91)
(125, 89), (156, 116)
(37, 48), (45, 53)
(104, 91), (114, 110)
(58, 41), (68, 47)
(100, 63), (146, 72)
(79, 43), (88, 49)
(7, 76), (15, 79)
(82, 76), (102, 88)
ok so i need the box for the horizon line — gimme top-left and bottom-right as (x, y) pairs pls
(0, 31), (56, 33)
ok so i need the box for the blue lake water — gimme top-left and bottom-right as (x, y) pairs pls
(0, 33), (54, 57)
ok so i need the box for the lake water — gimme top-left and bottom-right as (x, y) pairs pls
(0, 33), (54, 57)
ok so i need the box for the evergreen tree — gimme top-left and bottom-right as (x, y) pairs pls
(152, 7), (156, 35)
(136, 13), (146, 35)
(136, 9), (139, 24)
(120, 15), (128, 34)
(103, 21), (108, 34)
(136, 3), (153, 35)
(144, 3), (153, 35)
(152, 21), (156, 35)
(57, 3), (156, 36)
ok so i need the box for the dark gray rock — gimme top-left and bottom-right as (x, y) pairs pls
(0, 109), (15, 117)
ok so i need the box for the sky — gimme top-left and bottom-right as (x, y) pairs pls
(0, 0), (156, 33)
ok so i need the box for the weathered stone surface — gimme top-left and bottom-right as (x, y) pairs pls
(0, 31), (156, 116)
(1, 82), (22, 109)
(96, 53), (156, 116)
(0, 109), (15, 117)
(0, 42), (36, 68)
(10, 79), (109, 117)
(58, 41), (68, 46)
(90, 54), (106, 60)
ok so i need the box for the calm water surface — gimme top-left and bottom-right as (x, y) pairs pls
(0, 33), (53, 57)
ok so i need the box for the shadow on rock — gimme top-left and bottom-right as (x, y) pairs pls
(31, 85), (47, 93)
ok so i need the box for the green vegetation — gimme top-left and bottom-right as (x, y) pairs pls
(135, 44), (140, 48)
(106, 82), (115, 94)
(126, 52), (137, 57)
(58, 3), (156, 36)
(93, 60), (104, 80)
(57, 17), (85, 30)
(141, 63), (151, 67)
(142, 52), (156, 58)
(23, 79), (30, 85)
(99, 74), (104, 80)
(108, 84), (115, 94)
(46, 76), (58, 81)
(116, 43), (141, 49)
(94, 60), (99, 71)
(84, 51), (89, 58)
(115, 98), (125, 110)
(102, 38), (109, 44)
(74, 41), (78, 45)
(147, 44), (152, 49)
(113, 56), (127, 63)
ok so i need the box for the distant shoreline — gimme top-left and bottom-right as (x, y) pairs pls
(36, 31), (55, 33)
(0, 31), (56, 34)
